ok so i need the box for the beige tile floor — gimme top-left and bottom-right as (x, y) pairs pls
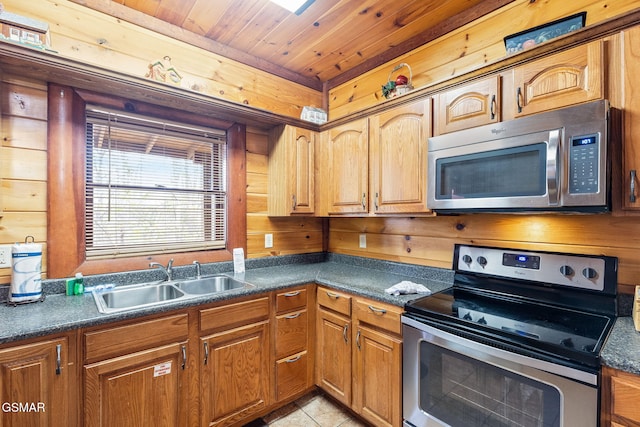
(246, 391), (370, 427)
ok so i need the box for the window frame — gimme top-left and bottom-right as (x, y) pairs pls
(47, 83), (246, 278)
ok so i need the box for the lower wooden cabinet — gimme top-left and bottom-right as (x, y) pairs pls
(316, 286), (403, 427)
(82, 314), (190, 427)
(199, 296), (271, 427)
(602, 366), (640, 427)
(0, 335), (73, 427)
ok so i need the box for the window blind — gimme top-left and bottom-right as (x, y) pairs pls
(85, 107), (227, 258)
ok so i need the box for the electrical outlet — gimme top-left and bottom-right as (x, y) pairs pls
(359, 234), (367, 249)
(265, 233), (273, 248)
(0, 245), (12, 268)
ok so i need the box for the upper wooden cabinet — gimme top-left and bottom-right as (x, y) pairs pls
(268, 125), (316, 216)
(508, 40), (604, 118)
(369, 99), (431, 214)
(434, 76), (500, 135)
(323, 118), (370, 215)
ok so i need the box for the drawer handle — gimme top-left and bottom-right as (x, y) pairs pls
(368, 305), (387, 315)
(631, 170), (637, 203)
(490, 94), (496, 120)
(343, 324), (349, 343)
(181, 345), (187, 370)
(203, 342), (209, 365)
(326, 291), (340, 299)
(284, 312), (301, 319)
(285, 355), (302, 363)
(55, 344), (62, 375)
(283, 291), (301, 297)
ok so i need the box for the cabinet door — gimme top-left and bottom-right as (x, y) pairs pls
(511, 40), (603, 118)
(84, 341), (188, 427)
(268, 126), (316, 216)
(619, 27), (640, 211)
(316, 308), (352, 405)
(353, 325), (402, 427)
(370, 99), (431, 213)
(603, 366), (640, 427)
(0, 337), (70, 427)
(200, 321), (270, 427)
(325, 118), (369, 214)
(435, 76), (500, 134)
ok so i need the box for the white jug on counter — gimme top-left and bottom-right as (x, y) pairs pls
(9, 236), (43, 304)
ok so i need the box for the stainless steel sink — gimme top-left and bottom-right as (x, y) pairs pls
(94, 283), (186, 314)
(174, 275), (247, 295)
(93, 274), (251, 314)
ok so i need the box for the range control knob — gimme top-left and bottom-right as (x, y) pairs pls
(477, 317), (487, 325)
(477, 256), (488, 268)
(462, 255), (473, 265)
(462, 312), (472, 321)
(582, 267), (598, 280)
(559, 265), (575, 277)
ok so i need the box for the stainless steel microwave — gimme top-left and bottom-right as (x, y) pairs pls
(427, 99), (613, 213)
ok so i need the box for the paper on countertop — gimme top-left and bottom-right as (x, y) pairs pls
(385, 280), (431, 296)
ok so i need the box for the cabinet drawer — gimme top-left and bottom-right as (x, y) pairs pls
(275, 351), (310, 401)
(276, 288), (308, 313)
(611, 375), (640, 423)
(275, 309), (308, 359)
(200, 296), (270, 332)
(317, 287), (351, 316)
(354, 299), (403, 335)
(84, 313), (189, 362)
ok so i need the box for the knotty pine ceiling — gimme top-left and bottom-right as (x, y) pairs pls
(71, 0), (515, 91)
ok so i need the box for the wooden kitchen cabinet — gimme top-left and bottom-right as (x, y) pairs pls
(352, 298), (403, 427)
(0, 334), (73, 427)
(369, 99), (431, 214)
(602, 366), (640, 426)
(322, 118), (369, 214)
(316, 287), (352, 405)
(199, 296), (271, 427)
(268, 125), (316, 216)
(316, 286), (403, 427)
(83, 314), (190, 427)
(273, 286), (314, 402)
(434, 75), (501, 135)
(508, 40), (603, 119)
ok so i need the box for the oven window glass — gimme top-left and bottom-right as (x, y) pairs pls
(435, 143), (547, 200)
(419, 341), (561, 427)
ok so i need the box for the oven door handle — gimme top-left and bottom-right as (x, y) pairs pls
(547, 129), (560, 206)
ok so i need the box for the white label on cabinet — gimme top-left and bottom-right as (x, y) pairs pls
(153, 362), (172, 377)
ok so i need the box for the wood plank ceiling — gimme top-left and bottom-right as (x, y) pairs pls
(71, 0), (515, 91)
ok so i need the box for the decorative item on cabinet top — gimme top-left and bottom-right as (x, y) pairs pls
(382, 62), (413, 99)
(504, 12), (586, 54)
(0, 6), (55, 52)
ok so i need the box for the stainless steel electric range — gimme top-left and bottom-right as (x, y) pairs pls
(402, 244), (617, 427)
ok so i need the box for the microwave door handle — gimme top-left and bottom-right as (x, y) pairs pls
(547, 130), (560, 205)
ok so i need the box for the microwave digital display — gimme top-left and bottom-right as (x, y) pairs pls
(572, 135), (597, 146)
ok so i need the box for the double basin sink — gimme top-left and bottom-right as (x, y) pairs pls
(93, 275), (251, 314)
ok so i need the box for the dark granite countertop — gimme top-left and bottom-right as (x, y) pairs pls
(601, 316), (640, 375)
(0, 253), (452, 345)
(2, 252), (639, 377)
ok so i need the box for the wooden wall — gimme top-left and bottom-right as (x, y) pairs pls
(1, 0), (322, 120)
(328, 0), (640, 119)
(0, 76), (48, 284)
(329, 214), (640, 291)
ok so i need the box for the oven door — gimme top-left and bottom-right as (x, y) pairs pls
(402, 317), (599, 427)
(427, 129), (561, 212)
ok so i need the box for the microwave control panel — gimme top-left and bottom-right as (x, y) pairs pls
(569, 133), (599, 194)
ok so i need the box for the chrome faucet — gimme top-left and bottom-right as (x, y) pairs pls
(193, 260), (202, 278)
(149, 259), (174, 281)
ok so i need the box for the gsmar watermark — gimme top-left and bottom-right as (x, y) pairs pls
(2, 402), (46, 413)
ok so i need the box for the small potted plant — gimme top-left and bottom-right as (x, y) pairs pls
(382, 63), (413, 99)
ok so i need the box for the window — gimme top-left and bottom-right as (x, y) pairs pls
(85, 108), (227, 258)
(47, 85), (246, 278)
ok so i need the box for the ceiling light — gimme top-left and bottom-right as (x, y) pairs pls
(269, 0), (315, 15)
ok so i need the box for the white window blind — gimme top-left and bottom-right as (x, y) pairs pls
(85, 107), (227, 259)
